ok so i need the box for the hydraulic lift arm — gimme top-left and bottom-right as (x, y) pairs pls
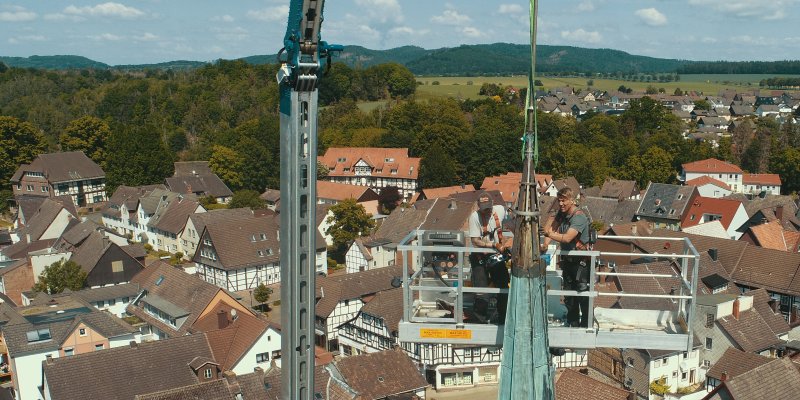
(277, 1), (341, 399)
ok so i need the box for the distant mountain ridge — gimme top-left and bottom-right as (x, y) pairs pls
(2, 44), (797, 75)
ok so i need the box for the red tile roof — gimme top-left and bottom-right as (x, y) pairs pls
(749, 220), (792, 251)
(743, 173), (782, 186)
(319, 147), (420, 179)
(706, 347), (771, 381)
(420, 184), (476, 200)
(316, 181), (378, 202)
(556, 369), (632, 400)
(481, 172), (552, 205)
(682, 158), (743, 174)
(685, 175), (731, 190)
(681, 196), (744, 230)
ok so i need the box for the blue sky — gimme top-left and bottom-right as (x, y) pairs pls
(2, 0), (799, 65)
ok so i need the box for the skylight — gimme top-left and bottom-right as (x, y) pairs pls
(155, 275), (165, 286)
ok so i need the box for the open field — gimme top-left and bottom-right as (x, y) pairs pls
(414, 74), (800, 100)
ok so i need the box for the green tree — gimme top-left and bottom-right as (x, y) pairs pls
(770, 147), (800, 194)
(228, 190), (267, 209)
(105, 124), (174, 192)
(693, 99), (712, 111)
(0, 189), (12, 213)
(325, 198), (375, 255)
(377, 186), (402, 215)
(0, 116), (47, 184)
(317, 159), (330, 180)
(60, 116), (112, 168)
(419, 143), (458, 188)
(209, 145), (244, 190)
(253, 283), (273, 311)
(33, 259), (88, 294)
(673, 88), (683, 96)
(385, 63), (417, 98)
(620, 146), (674, 187)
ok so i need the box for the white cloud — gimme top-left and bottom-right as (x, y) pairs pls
(560, 28), (602, 44)
(246, 6), (289, 22)
(213, 27), (250, 42)
(635, 8), (667, 26)
(135, 32), (158, 41)
(44, 13), (84, 21)
(354, 0), (403, 24)
(701, 36), (718, 44)
(389, 26), (428, 36)
(498, 4), (523, 14)
(577, 1), (595, 12)
(460, 27), (485, 38)
(89, 33), (123, 41)
(64, 2), (145, 19)
(431, 10), (471, 26)
(0, 9), (36, 22)
(687, 0), (799, 20)
(212, 15), (235, 23)
(7, 35), (46, 44)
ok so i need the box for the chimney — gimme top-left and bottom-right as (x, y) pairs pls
(217, 309), (229, 329)
(222, 370), (237, 385)
(631, 225), (638, 236)
(720, 372), (728, 382)
(732, 298), (740, 320)
(776, 205), (785, 221)
(46, 355), (54, 365)
(449, 199), (457, 210)
(129, 341), (138, 349)
(708, 248), (718, 262)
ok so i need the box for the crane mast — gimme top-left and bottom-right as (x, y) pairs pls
(277, 1), (340, 399)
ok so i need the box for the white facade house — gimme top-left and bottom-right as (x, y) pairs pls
(685, 176), (732, 198)
(742, 173), (782, 196)
(193, 214), (326, 292)
(4, 302), (137, 400)
(230, 325), (283, 373)
(319, 147), (421, 201)
(681, 158), (743, 193)
(337, 288), (503, 390)
(344, 238), (395, 274)
(634, 348), (703, 400)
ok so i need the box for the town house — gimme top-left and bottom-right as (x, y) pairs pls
(10, 151), (106, 209)
(314, 265), (402, 352)
(126, 261), (256, 340)
(319, 147), (421, 201)
(193, 213), (326, 291)
(0, 293), (137, 400)
(681, 158), (743, 193)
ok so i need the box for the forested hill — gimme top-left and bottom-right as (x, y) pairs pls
(1, 44), (692, 74)
(4, 45), (800, 75)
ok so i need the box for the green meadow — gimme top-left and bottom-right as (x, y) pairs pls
(413, 75), (800, 100)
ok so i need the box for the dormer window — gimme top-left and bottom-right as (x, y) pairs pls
(204, 368), (212, 379)
(260, 233), (267, 240)
(385, 157), (394, 162)
(337, 157), (346, 162)
(390, 169), (398, 175)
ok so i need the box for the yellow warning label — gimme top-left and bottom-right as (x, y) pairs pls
(419, 328), (472, 339)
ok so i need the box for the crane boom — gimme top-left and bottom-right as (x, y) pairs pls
(277, 1), (340, 399)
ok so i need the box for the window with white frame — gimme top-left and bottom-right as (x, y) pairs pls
(204, 368), (212, 379)
(256, 352), (269, 363)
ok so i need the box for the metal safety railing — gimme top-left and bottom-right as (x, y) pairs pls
(398, 231), (700, 351)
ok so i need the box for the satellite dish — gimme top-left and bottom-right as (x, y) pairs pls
(231, 309), (238, 320)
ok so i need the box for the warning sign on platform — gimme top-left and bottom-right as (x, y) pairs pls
(419, 328), (472, 339)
